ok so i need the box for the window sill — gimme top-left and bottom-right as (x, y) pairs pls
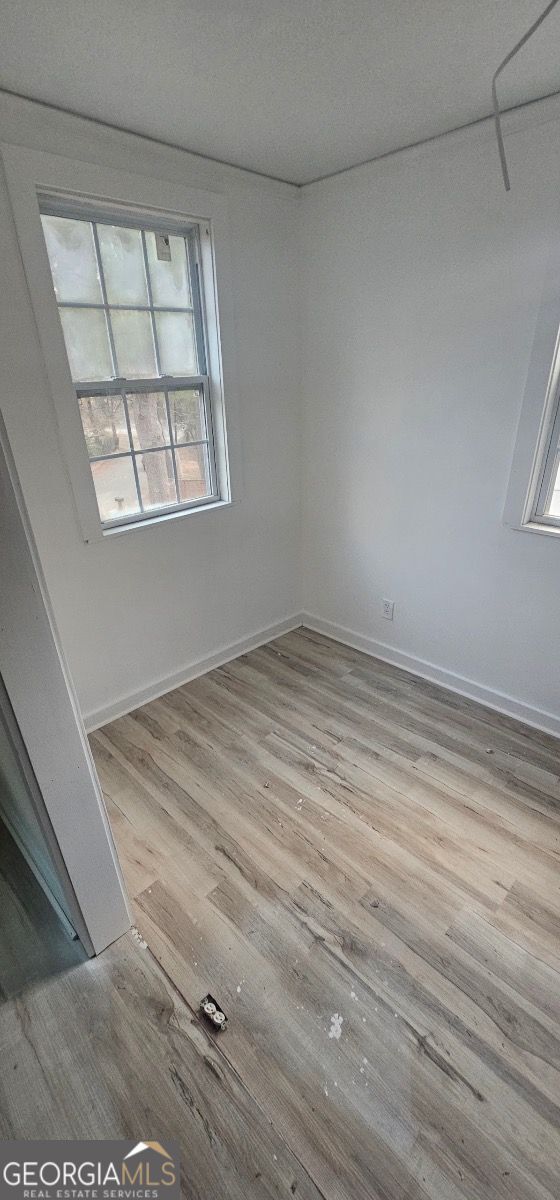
(97, 496), (232, 540)
(509, 518), (560, 540)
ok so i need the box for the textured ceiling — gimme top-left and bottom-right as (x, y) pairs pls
(1, 1), (560, 184)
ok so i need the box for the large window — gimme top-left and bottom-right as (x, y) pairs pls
(40, 207), (220, 528)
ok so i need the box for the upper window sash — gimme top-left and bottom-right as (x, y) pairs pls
(40, 209), (208, 383)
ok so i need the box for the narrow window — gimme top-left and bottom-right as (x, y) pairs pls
(532, 381), (560, 526)
(40, 208), (222, 529)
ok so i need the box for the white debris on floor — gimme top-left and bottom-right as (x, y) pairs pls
(328, 1013), (343, 1040)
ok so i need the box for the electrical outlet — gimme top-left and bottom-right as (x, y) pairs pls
(382, 598), (394, 620)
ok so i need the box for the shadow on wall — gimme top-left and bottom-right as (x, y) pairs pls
(0, 820), (86, 1001)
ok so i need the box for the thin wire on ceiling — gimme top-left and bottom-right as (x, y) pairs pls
(492, 0), (560, 191)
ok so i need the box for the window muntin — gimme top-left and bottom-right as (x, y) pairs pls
(77, 382), (213, 524)
(40, 210), (218, 527)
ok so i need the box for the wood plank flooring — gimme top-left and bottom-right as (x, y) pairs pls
(0, 931), (323, 1198)
(2, 627), (560, 1199)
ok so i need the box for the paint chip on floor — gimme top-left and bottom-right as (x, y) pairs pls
(131, 926), (147, 949)
(328, 1013), (343, 1040)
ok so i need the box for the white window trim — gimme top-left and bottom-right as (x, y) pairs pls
(503, 234), (560, 540)
(1, 144), (240, 543)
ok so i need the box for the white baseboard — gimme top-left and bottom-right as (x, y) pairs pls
(84, 613), (304, 731)
(302, 612), (560, 740)
(85, 608), (560, 741)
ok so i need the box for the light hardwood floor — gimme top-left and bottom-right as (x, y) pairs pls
(2, 627), (560, 1199)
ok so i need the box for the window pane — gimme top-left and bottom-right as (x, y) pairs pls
(547, 458), (560, 517)
(111, 309), (157, 378)
(176, 444), (211, 501)
(137, 450), (177, 510)
(97, 225), (148, 305)
(169, 388), (206, 443)
(91, 456), (139, 522)
(127, 392), (169, 450)
(79, 394), (129, 458)
(59, 308), (113, 381)
(155, 311), (197, 375)
(41, 215), (102, 304)
(146, 233), (191, 307)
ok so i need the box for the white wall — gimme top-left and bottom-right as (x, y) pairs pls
(0, 94), (302, 727)
(3, 91), (560, 738)
(301, 103), (560, 733)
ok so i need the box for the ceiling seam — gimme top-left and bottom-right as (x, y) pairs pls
(0, 86), (299, 191)
(303, 87), (560, 187)
(2, 83), (560, 190)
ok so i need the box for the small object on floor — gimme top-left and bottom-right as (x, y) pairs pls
(200, 993), (228, 1030)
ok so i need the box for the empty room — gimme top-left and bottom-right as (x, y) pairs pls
(1, 2), (560, 1197)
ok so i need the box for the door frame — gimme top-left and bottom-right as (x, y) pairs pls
(0, 672), (84, 943)
(0, 411), (131, 955)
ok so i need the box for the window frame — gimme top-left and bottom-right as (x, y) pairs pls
(503, 236), (560, 540)
(1, 146), (237, 542)
(41, 200), (220, 528)
(531, 365), (560, 527)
